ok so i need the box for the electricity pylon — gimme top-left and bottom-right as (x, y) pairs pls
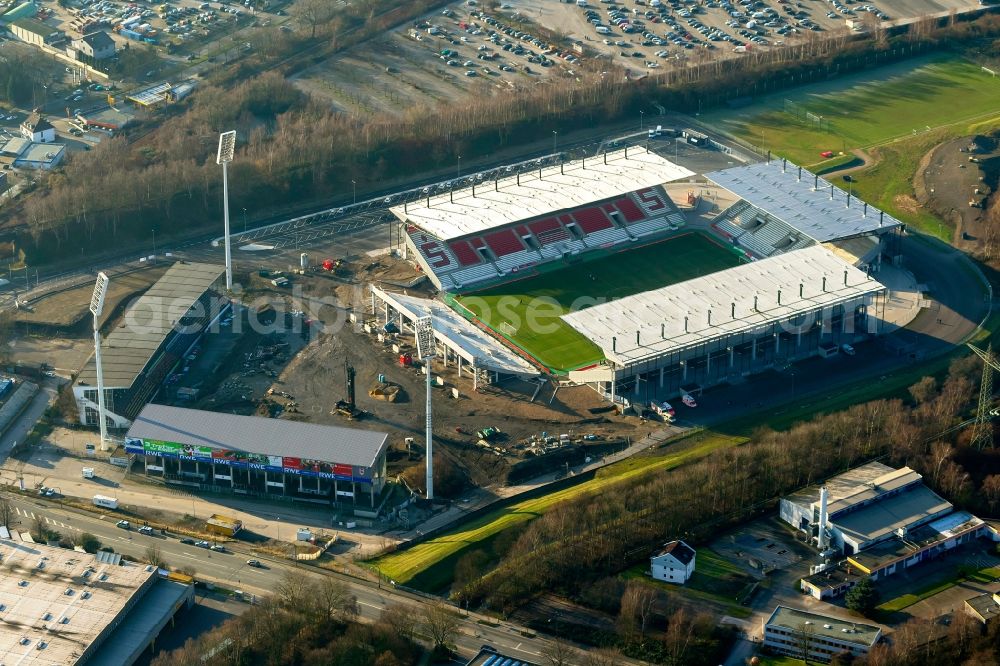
(967, 343), (999, 450)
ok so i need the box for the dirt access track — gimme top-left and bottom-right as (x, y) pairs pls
(915, 132), (1000, 253)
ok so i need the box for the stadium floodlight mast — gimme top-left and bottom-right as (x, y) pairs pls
(415, 315), (436, 501)
(89, 272), (110, 451)
(217, 130), (237, 290)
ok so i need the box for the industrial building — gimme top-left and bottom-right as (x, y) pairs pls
(0, 532), (194, 665)
(72, 262), (227, 429)
(762, 606), (881, 663)
(9, 17), (63, 46)
(783, 462), (995, 595)
(125, 404), (390, 511)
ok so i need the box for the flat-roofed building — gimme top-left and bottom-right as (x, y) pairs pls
(763, 606), (881, 663)
(0, 535), (193, 665)
(965, 592), (1000, 624)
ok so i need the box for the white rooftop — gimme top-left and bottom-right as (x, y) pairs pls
(561, 245), (885, 366)
(0, 538), (157, 666)
(390, 146), (694, 241)
(371, 285), (538, 377)
(706, 160), (902, 242)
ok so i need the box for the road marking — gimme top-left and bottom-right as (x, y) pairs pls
(358, 601), (384, 610)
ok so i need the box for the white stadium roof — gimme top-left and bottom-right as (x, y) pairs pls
(390, 146), (694, 241)
(561, 245), (885, 366)
(706, 160), (902, 242)
(371, 285), (537, 377)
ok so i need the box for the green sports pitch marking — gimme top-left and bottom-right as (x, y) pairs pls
(454, 233), (741, 372)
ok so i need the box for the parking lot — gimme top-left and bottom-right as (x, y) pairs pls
(292, 4), (583, 116)
(292, 0), (981, 115)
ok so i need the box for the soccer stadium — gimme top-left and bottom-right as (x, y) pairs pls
(382, 146), (901, 407)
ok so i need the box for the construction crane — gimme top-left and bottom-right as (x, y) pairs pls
(967, 343), (1000, 450)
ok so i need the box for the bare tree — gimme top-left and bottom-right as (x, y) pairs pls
(30, 513), (46, 542)
(0, 495), (13, 529)
(290, 0), (337, 39)
(420, 601), (460, 651)
(379, 603), (417, 641)
(540, 637), (578, 666)
(582, 647), (625, 666)
(145, 545), (167, 569)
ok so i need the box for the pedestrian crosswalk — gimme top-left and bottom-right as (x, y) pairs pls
(12, 507), (78, 531)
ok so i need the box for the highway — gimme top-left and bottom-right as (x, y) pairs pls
(0, 491), (586, 664)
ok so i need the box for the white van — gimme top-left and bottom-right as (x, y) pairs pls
(595, 25), (610, 34)
(81, 467), (95, 479)
(576, 0), (587, 5)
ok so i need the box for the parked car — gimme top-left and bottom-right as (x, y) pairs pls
(180, 538), (196, 545)
(138, 525), (154, 535)
(116, 520), (130, 529)
(246, 559), (262, 568)
(195, 540), (210, 548)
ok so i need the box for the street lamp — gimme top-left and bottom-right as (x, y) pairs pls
(90, 272), (110, 451)
(640, 110), (645, 131)
(242, 207), (247, 233)
(552, 130), (558, 154)
(457, 155), (461, 179)
(216, 130), (236, 290)
(151, 228), (156, 264)
(351, 179), (356, 205)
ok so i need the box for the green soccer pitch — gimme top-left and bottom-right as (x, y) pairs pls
(454, 233), (742, 373)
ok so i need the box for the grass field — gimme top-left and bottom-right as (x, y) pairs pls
(370, 431), (746, 591)
(456, 233), (741, 372)
(709, 57), (1000, 166)
(623, 547), (757, 618)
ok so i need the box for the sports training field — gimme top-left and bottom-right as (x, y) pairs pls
(455, 233), (741, 372)
(706, 56), (1000, 165)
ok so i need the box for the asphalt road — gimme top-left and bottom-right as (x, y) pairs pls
(0, 379), (57, 465)
(0, 492), (596, 664)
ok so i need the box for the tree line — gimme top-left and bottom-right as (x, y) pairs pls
(452, 354), (1000, 617)
(11, 12), (1000, 263)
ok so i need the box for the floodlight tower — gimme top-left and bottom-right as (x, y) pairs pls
(89, 272), (110, 451)
(415, 315), (436, 500)
(217, 130), (237, 290)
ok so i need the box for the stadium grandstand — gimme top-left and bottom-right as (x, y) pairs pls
(706, 158), (902, 267)
(561, 245), (887, 404)
(377, 147), (904, 405)
(73, 262), (228, 429)
(393, 146), (693, 292)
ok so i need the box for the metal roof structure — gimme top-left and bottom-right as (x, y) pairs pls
(371, 286), (537, 377)
(765, 606), (882, 647)
(706, 160), (902, 242)
(824, 466), (923, 516)
(126, 82), (172, 107)
(784, 461), (894, 511)
(561, 245), (885, 366)
(127, 404), (389, 469)
(831, 483), (952, 545)
(0, 538), (158, 666)
(390, 146), (694, 241)
(76, 262), (223, 388)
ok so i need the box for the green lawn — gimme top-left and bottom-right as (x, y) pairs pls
(455, 233), (741, 372)
(370, 432), (746, 590)
(877, 563), (1000, 613)
(623, 547), (757, 618)
(709, 56), (1000, 165)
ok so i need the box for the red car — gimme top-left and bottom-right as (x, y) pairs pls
(820, 150), (834, 158)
